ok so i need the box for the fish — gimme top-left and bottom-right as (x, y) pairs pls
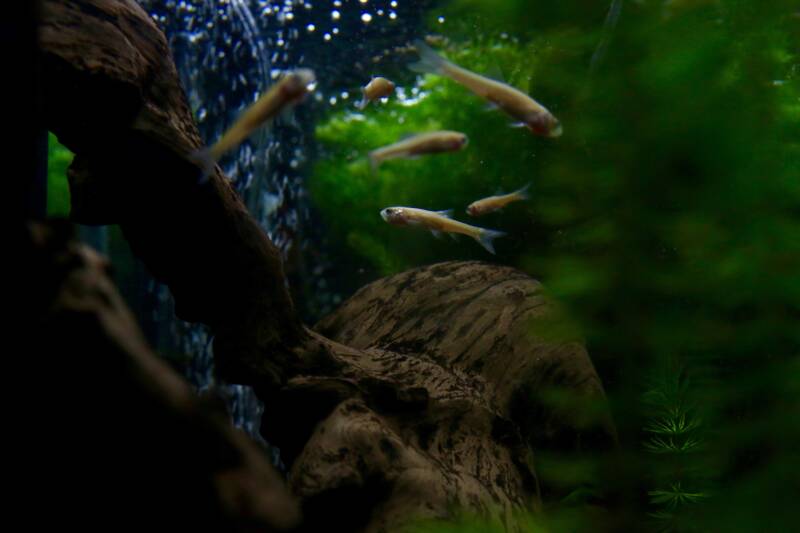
(190, 68), (316, 182)
(409, 40), (562, 138)
(369, 131), (468, 171)
(467, 183), (531, 216)
(356, 77), (396, 110)
(380, 206), (507, 254)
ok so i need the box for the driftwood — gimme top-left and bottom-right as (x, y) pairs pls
(37, 0), (616, 530)
(24, 220), (300, 531)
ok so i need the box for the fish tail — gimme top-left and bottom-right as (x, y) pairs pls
(475, 228), (507, 255)
(368, 151), (381, 174)
(189, 147), (216, 184)
(356, 89), (369, 111)
(409, 39), (449, 75)
(514, 182), (532, 200)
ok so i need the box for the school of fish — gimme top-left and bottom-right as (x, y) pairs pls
(191, 39), (560, 254)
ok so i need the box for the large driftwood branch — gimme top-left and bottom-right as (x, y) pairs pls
(39, 0), (304, 390)
(38, 1), (616, 530)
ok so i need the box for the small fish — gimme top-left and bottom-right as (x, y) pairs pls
(380, 206), (507, 254)
(409, 40), (562, 138)
(190, 69), (316, 182)
(356, 77), (396, 110)
(467, 183), (531, 217)
(369, 131), (468, 171)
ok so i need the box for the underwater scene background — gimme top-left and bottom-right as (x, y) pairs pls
(45, 0), (799, 531)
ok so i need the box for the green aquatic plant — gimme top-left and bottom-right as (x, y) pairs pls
(313, 0), (799, 530)
(47, 132), (73, 216)
(642, 366), (709, 530)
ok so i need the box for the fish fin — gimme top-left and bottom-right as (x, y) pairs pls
(189, 147), (216, 184)
(409, 39), (448, 75)
(356, 89), (369, 111)
(485, 63), (506, 83)
(431, 230), (444, 240)
(276, 106), (297, 128)
(590, 0), (623, 73)
(513, 182), (532, 200)
(368, 152), (381, 174)
(475, 229), (507, 255)
(510, 122), (528, 129)
(436, 209), (454, 218)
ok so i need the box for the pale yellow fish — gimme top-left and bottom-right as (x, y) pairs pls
(191, 69), (316, 181)
(467, 183), (531, 217)
(356, 77), (396, 110)
(380, 206), (506, 254)
(410, 40), (562, 138)
(369, 131), (468, 171)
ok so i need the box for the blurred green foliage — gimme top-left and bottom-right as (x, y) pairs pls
(311, 0), (799, 531)
(47, 132), (72, 217)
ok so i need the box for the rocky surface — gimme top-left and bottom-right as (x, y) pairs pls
(36, 1), (617, 531)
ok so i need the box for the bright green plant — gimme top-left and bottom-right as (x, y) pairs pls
(47, 132), (73, 217)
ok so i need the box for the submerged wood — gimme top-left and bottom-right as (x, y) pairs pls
(38, 1), (617, 531)
(24, 220), (300, 531)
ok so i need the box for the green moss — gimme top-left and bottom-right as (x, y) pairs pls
(47, 132), (73, 217)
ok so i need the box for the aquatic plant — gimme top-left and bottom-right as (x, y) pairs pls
(47, 132), (72, 217)
(314, 0), (800, 530)
(311, 35), (559, 278)
(642, 365), (710, 530)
